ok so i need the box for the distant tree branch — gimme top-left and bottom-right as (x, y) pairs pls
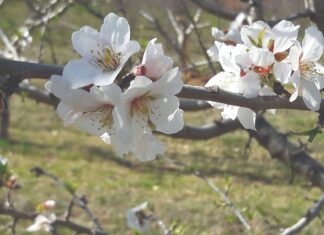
(189, 0), (237, 20)
(268, 9), (314, 26)
(169, 119), (241, 139)
(164, 156), (251, 231)
(180, 0), (216, 73)
(280, 194), (324, 235)
(75, 0), (105, 19)
(168, 115), (324, 191)
(0, 206), (107, 235)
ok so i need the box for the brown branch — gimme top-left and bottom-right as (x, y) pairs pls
(179, 99), (211, 111)
(0, 58), (62, 79)
(268, 9), (314, 26)
(1, 59), (324, 113)
(177, 85), (324, 113)
(75, 0), (105, 19)
(166, 115), (324, 190)
(16, 82), (59, 107)
(253, 116), (324, 189)
(168, 119), (241, 140)
(189, 0), (237, 20)
(280, 194), (324, 235)
(0, 206), (107, 235)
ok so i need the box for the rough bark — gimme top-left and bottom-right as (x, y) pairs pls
(253, 116), (324, 189)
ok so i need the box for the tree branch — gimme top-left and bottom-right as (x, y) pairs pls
(168, 119), (241, 139)
(268, 9), (314, 26)
(1, 59), (323, 113)
(280, 194), (324, 235)
(253, 116), (324, 189)
(167, 115), (324, 190)
(179, 99), (211, 111)
(0, 206), (107, 235)
(189, 0), (237, 20)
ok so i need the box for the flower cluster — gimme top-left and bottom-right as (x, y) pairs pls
(26, 200), (56, 233)
(46, 13), (184, 161)
(207, 20), (324, 129)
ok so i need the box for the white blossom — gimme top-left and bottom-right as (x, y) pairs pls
(26, 214), (56, 233)
(288, 26), (324, 111)
(119, 68), (184, 160)
(45, 75), (125, 153)
(134, 38), (173, 80)
(66, 13), (140, 89)
(126, 202), (151, 233)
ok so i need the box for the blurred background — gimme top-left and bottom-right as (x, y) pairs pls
(0, 0), (323, 234)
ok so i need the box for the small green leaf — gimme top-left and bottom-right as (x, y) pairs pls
(64, 181), (78, 195)
(290, 127), (322, 142)
(248, 36), (258, 47)
(258, 30), (265, 47)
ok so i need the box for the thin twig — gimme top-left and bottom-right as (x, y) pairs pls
(30, 167), (105, 233)
(64, 198), (75, 221)
(164, 157), (251, 231)
(0, 206), (107, 235)
(179, 0), (216, 74)
(280, 194), (324, 235)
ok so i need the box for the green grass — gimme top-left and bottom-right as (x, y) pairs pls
(1, 1), (324, 234)
(1, 94), (323, 235)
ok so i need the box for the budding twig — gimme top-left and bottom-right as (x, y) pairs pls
(280, 194), (324, 235)
(30, 167), (106, 233)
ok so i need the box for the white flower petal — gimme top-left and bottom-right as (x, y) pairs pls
(56, 102), (81, 126)
(73, 112), (108, 137)
(288, 42), (302, 71)
(142, 39), (173, 79)
(249, 46), (275, 67)
(315, 62), (324, 89)
(92, 68), (123, 86)
(212, 27), (225, 40)
(207, 44), (219, 61)
(45, 75), (70, 98)
(300, 78), (321, 111)
(237, 107), (256, 130)
(90, 83), (122, 105)
(63, 59), (101, 89)
(47, 75), (100, 112)
(271, 20), (299, 53)
(100, 13), (130, 49)
(132, 133), (165, 161)
(150, 68), (183, 96)
(149, 96), (180, 131)
(240, 21), (270, 47)
(156, 109), (184, 134)
(127, 202), (150, 232)
(289, 70), (300, 102)
(259, 86), (276, 96)
(239, 71), (261, 98)
(119, 40), (140, 64)
(302, 26), (324, 63)
(71, 26), (100, 60)
(273, 62), (292, 84)
(205, 72), (238, 93)
(221, 105), (239, 120)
